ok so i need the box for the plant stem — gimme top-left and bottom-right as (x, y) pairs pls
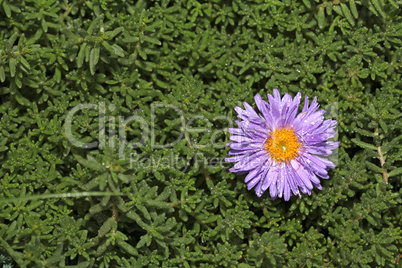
(374, 128), (388, 183)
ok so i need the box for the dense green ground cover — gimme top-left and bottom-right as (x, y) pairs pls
(0, 0), (401, 267)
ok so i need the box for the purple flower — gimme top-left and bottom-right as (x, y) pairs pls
(225, 89), (339, 201)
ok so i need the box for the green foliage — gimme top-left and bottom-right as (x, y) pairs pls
(0, 0), (401, 267)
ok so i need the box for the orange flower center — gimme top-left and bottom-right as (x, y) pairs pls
(264, 127), (301, 163)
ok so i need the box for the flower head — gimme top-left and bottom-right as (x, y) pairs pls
(225, 89), (339, 201)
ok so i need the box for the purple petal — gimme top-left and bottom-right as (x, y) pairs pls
(243, 102), (259, 118)
(284, 179), (291, 201)
(229, 142), (262, 150)
(285, 92), (301, 126)
(232, 151), (268, 172)
(254, 94), (270, 119)
(255, 180), (265, 197)
(233, 150), (266, 167)
(228, 128), (243, 135)
(237, 119), (267, 133)
(295, 110), (325, 134)
(245, 166), (263, 183)
(225, 155), (244, 162)
(302, 96), (319, 114)
(301, 153), (329, 178)
(277, 168), (285, 198)
(273, 88), (281, 101)
(309, 172), (321, 185)
(291, 160), (313, 190)
(277, 93), (292, 127)
(269, 181), (277, 199)
(229, 135), (254, 143)
(284, 165), (300, 197)
(302, 95), (309, 112)
(268, 92), (281, 127)
(261, 167), (278, 192)
(316, 156), (336, 169)
(247, 175), (261, 190)
(228, 148), (261, 155)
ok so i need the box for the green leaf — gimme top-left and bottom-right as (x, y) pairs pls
(142, 35), (161, 45)
(15, 89), (29, 105)
(302, 0), (311, 9)
(137, 233), (152, 248)
(387, 0), (399, 9)
(332, 5), (343, 16)
(299, 200), (305, 214)
(382, 136), (400, 154)
(14, 76), (22, 88)
(41, 18), (48, 32)
(2, 0), (11, 18)
(126, 211), (145, 226)
(19, 56), (30, 70)
(122, 36), (139, 43)
(0, 66), (5, 82)
(89, 46), (100, 75)
(388, 167), (402, 178)
(98, 217), (115, 237)
(355, 128), (374, 137)
(77, 42), (87, 68)
(116, 240), (138, 256)
(74, 154), (104, 170)
(88, 15), (102, 36)
(340, 3), (355, 26)
(352, 139), (377, 151)
(111, 44), (125, 57)
(378, 119), (388, 134)
(366, 215), (378, 226)
(102, 41), (125, 57)
(9, 57), (16, 77)
(98, 173), (108, 191)
(365, 161), (382, 173)
(224, 71), (240, 84)
(317, 6), (326, 29)
(371, 0), (386, 17)
(362, 104), (377, 119)
(137, 46), (147, 60)
(106, 27), (124, 39)
(349, 0), (358, 18)
(204, 215), (220, 224)
(8, 32), (19, 46)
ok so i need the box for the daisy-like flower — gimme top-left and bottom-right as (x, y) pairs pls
(225, 89), (339, 201)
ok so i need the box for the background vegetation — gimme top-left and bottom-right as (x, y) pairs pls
(0, 0), (401, 267)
